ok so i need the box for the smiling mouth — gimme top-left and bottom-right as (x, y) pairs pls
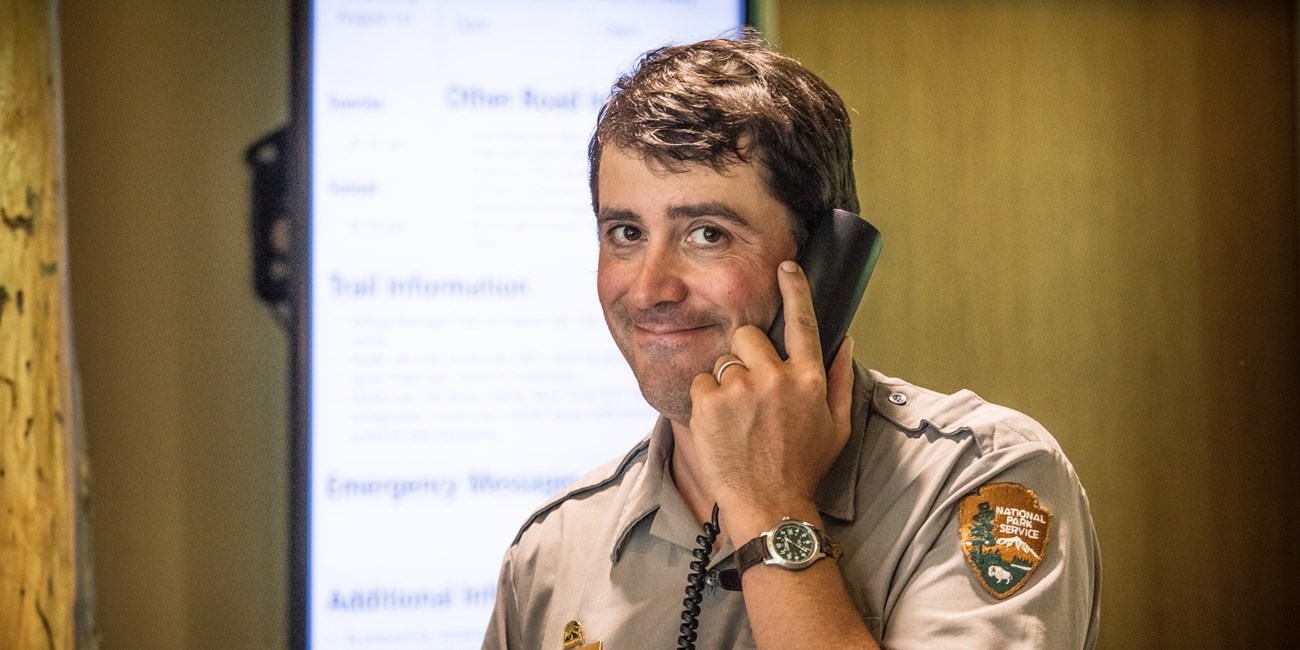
(631, 324), (717, 345)
(635, 324), (711, 335)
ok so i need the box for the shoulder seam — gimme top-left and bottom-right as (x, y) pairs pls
(510, 437), (651, 546)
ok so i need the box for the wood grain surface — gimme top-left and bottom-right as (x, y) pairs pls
(0, 0), (78, 647)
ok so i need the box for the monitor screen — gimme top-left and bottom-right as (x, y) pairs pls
(294, 1), (748, 647)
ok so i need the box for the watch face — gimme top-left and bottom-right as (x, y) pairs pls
(770, 520), (819, 566)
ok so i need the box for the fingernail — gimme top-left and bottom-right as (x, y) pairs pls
(780, 260), (798, 273)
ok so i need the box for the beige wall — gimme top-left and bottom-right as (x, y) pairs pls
(61, 1), (1298, 648)
(61, 2), (289, 647)
(780, 1), (1299, 647)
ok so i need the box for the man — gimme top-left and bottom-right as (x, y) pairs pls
(483, 34), (1100, 649)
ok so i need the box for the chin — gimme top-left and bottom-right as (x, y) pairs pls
(611, 328), (717, 424)
(632, 370), (697, 425)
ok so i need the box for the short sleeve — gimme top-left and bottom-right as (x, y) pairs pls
(480, 546), (521, 650)
(882, 443), (1102, 649)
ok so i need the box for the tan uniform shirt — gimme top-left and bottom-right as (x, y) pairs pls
(482, 366), (1102, 649)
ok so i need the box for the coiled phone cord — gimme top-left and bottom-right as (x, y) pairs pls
(677, 504), (721, 650)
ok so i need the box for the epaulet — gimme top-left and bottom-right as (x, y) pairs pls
(510, 437), (651, 546)
(865, 369), (1056, 457)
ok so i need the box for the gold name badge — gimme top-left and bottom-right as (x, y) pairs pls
(562, 620), (603, 650)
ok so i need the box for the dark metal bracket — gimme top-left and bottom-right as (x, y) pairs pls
(245, 127), (292, 309)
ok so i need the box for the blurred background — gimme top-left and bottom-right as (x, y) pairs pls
(56, 0), (1297, 647)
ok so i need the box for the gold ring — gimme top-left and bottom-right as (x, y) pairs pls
(715, 359), (747, 383)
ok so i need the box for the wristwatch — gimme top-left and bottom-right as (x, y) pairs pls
(735, 518), (841, 577)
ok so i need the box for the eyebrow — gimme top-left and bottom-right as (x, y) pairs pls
(595, 202), (754, 229)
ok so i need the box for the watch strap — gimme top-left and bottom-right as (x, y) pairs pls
(734, 534), (771, 577)
(717, 536), (768, 592)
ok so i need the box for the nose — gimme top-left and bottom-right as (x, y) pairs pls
(627, 242), (688, 310)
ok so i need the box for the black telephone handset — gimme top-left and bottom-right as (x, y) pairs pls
(767, 209), (883, 370)
(677, 210), (882, 649)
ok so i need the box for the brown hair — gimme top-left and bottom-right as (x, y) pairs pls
(588, 31), (858, 246)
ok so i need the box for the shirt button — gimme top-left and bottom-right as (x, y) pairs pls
(888, 392), (908, 405)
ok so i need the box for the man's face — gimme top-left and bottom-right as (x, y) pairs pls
(596, 145), (798, 423)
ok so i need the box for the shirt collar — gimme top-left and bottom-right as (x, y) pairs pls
(610, 416), (674, 563)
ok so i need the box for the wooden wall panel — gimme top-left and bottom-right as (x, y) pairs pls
(780, 1), (1299, 647)
(0, 0), (77, 646)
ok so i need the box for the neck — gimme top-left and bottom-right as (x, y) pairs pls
(668, 419), (717, 526)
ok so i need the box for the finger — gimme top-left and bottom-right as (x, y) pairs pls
(776, 260), (823, 366)
(826, 336), (856, 433)
(729, 325), (783, 371)
(689, 371), (719, 405)
(712, 354), (748, 384)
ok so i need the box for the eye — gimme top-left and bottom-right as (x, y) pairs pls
(607, 224), (643, 244)
(686, 225), (726, 246)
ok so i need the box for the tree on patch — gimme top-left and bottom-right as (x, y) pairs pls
(971, 502), (996, 548)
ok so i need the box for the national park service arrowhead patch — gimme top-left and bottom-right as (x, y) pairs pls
(957, 483), (1052, 599)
